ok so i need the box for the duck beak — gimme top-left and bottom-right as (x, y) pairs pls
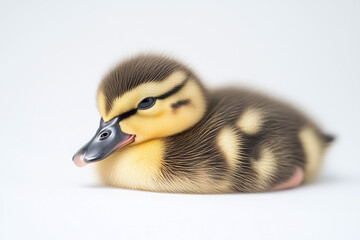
(72, 116), (135, 167)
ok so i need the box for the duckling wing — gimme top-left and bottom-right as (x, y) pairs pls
(163, 88), (331, 192)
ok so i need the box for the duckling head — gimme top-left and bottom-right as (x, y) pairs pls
(73, 54), (207, 167)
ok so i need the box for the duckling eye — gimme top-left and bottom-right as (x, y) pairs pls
(137, 97), (156, 110)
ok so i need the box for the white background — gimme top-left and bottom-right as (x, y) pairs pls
(1, 0), (359, 239)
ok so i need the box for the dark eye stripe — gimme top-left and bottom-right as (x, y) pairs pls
(156, 76), (189, 100)
(116, 75), (190, 121)
(118, 108), (137, 121)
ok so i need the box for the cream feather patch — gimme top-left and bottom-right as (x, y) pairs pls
(236, 108), (264, 135)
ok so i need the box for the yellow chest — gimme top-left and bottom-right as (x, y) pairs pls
(96, 139), (164, 191)
(95, 137), (234, 193)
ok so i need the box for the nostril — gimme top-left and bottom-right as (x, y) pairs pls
(99, 131), (111, 140)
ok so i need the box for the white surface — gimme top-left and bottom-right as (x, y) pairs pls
(1, 1), (359, 239)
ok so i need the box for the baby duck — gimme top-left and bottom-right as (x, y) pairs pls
(73, 54), (334, 193)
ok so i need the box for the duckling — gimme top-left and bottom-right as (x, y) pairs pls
(72, 54), (334, 193)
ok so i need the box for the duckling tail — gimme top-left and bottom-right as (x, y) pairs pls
(323, 133), (335, 145)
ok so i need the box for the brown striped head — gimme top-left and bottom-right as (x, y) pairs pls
(96, 54), (208, 144)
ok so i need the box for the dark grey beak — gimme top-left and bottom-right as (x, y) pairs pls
(72, 116), (135, 167)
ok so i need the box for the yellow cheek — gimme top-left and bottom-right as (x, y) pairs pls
(119, 100), (167, 141)
(120, 80), (206, 143)
(120, 107), (184, 142)
(120, 113), (169, 142)
(121, 100), (204, 142)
